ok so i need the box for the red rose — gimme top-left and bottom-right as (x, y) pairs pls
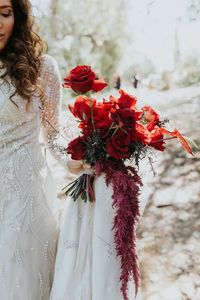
(81, 125), (93, 137)
(66, 136), (86, 160)
(117, 89), (137, 109)
(63, 65), (107, 93)
(107, 130), (132, 159)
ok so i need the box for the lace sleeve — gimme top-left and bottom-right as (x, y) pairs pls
(40, 55), (69, 168)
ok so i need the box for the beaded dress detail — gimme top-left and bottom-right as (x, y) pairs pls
(0, 55), (67, 300)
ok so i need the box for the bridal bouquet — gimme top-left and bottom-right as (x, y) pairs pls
(62, 65), (193, 299)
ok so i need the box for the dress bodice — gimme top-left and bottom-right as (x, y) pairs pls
(0, 79), (41, 156)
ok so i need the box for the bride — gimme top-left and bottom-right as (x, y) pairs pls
(0, 0), (144, 299)
(0, 0), (72, 299)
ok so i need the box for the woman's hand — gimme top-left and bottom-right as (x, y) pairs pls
(68, 160), (93, 175)
(67, 160), (84, 174)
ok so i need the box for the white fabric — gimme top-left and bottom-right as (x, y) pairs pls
(0, 55), (66, 300)
(50, 174), (144, 300)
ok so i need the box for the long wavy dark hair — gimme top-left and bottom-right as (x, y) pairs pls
(0, 0), (47, 108)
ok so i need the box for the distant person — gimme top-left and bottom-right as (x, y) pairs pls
(114, 75), (121, 89)
(133, 74), (139, 89)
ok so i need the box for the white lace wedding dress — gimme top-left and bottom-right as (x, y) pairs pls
(0, 55), (67, 300)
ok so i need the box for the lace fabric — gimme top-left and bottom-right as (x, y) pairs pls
(0, 54), (65, 300)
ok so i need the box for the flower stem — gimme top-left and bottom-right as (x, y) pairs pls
(108, 122), (115, 132)
(150, 136), (177, 144)
(111, 126), (119, 138)
(90, 98), (96, 132)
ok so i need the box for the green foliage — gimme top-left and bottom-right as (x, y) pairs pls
(38, 0), (125, 82)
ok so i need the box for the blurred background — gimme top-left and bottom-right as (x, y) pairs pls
(32, 0), (200, 299)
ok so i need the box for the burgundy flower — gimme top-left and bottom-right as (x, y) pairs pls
(111, 108), (142, 128)
(95, 160), (142, 300)
(66, 136), (86, 160)
(107, 130), (132, 159)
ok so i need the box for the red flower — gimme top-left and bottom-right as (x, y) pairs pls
(117, 89), (137, 109)
(66, 136), (86, 160)
(149, 128), (165, 151)
(159, 128), (193, 155)
(142, 106), (160, 131)
(111, 108), (142, 128)
(132, 123), (151, 144)
(107, 130), (132, 159)
(102, 96), (118, 112)
(69, 96), (95, 121)
(92, 79), (108, 92)
(93, 105), (112, 129)
(69, 96), (112, 132)
(142, 105), (160, 123)
(63, 65), (107, 93)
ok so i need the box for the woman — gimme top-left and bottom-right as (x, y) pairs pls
(0, 1), (145, 299)
(0, 0), (72, 299)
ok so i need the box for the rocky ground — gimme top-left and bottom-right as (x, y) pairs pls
(134, 86), (200, 300)
(47, 86), (200, 300)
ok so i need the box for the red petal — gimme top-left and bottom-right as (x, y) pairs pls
(92, 79), (108, 92)
(118, 89), (137, 108)
(173, 128), (194, 155)
(159, 128), (193, 155)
